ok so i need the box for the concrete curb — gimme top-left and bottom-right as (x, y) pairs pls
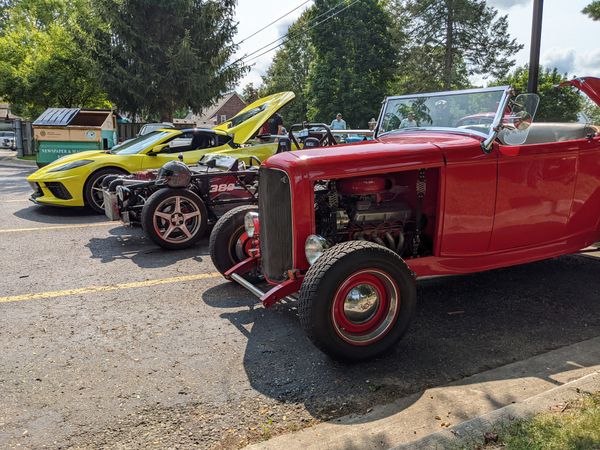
(245, 337), (600, 450)
(0, 156), (37, 169)
(393, 370), (600, 449)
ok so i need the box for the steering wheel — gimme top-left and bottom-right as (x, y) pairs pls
(248, 155), (262, 167)
(288, 122), (338, 150)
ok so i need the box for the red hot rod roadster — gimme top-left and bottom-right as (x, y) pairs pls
(209, 78), (600, 361)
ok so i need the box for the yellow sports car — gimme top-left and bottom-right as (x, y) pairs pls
(27, 92), (295, 213)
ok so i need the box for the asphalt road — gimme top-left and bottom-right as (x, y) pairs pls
(1, 162), (599, 449)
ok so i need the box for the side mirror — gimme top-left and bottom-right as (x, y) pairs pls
(147, 150), (157, 157)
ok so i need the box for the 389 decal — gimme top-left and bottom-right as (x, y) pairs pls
(209, 183), (236, 193)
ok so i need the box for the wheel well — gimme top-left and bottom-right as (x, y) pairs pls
(83, 166), (129, 200)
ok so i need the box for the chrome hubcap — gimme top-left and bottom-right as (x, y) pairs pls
(153, 196), (201, 243)
(343, 284), (380, 323)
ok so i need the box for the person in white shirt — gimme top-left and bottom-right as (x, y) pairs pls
(400, 112), (417, 128)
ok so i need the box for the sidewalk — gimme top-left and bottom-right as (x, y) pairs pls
(0, 149), (37, 168)
(246, 337), (600, 450)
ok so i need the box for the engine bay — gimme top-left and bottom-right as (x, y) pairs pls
(314, 170), (438, 258)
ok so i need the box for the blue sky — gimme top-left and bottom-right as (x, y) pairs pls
(233, 0), (600, 89)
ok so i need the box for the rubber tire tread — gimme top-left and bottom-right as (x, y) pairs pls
(141, 188), (208, 250)
(209, 204), (258, 277)
(298, 241), (416, 362)
(84, 167), (128, 214)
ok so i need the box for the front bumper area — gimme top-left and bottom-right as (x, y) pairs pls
(225, 256), (303, 307)
(28, 179), (83, 207)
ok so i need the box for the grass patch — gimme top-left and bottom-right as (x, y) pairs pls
(485, 391), (600, 449)
(18, 155), (37, 160)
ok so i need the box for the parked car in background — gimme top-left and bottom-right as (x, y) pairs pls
(0, 130), (16, 150)
(26, 92), (295, 213)
(213, 77), (600, 362)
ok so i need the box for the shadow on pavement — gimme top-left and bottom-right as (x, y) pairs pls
(13, 204), (102, 224)
(202, 254), (600, 423)
(85, 228), (210, 268)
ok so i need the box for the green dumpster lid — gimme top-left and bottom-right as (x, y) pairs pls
(33, 108), (81, 127)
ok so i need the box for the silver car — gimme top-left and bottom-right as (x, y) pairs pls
(0, 131), (15, 149)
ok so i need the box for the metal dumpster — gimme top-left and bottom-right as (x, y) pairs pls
(33, 108), (117, 167)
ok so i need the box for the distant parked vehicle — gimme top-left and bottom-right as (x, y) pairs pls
(0, 131), (16, 150)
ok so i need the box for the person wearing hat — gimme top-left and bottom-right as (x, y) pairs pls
(330, 113), (347, 130)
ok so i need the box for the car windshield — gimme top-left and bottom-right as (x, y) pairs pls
(229, 104), (268, 128)
(379, 87), (507, 136)
(113, 131), (173, 155)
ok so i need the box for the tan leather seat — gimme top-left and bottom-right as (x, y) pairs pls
(521, 123), (596, 145)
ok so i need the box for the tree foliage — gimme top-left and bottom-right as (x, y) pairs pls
(306, 0), (399, 128)
(0, 0), (110, 120)
(583, 1), (600, 20)
(498, 67), (583, 123)
(400, 0), (522, 90)
(241, 82), (260, 104)
(260, 12), (313, 126)
(91, 0), (246, 121)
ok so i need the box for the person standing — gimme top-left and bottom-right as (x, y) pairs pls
(330, 113), (347, 130)
(268, 113), (284, 136)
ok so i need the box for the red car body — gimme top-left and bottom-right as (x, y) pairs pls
(218, 77), (600, 360)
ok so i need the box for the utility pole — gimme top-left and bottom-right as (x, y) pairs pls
(527, 0), (544, 94)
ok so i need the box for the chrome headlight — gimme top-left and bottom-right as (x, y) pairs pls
(305, 235), (329, 265)
(244, 211), (259, 237)
(48, 159), (94, 172)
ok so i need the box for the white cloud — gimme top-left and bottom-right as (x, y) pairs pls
(542, 48), (577, 75)
(488, 0), (531, 9)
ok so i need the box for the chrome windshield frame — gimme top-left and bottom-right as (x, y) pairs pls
(375, 86), (513, 153)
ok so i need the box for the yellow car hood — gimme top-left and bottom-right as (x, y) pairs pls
(214, 91), (295, 145)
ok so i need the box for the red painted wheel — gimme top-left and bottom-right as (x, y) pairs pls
(331, 270), (400, 346)
(298, 241), (416, 361)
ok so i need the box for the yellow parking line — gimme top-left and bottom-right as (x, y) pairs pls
(0, 222), (117, 233)
(0, 272), (222, 304)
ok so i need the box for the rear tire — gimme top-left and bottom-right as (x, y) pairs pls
(209, 205), (259, 281)
(84, 168), (128, 213)
(298, 241), (416, 362)
(141, 188), (208, 250)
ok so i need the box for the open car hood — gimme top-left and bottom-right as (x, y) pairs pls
(213, 91), (295, 145)
(561, 77), (600, 106)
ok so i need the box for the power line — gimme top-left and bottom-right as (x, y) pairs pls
(235, 0), (312, 46)
(233, 0), (352, 66)
(242, 0), (360, 65)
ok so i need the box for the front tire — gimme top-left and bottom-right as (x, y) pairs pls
(209, 205), (259, 280)
(298, 241), (416, 361)
(84, 168), (128, 213)
(141, 188), (208, 250)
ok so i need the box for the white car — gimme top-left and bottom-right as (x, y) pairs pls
(0, 131), (15, 150)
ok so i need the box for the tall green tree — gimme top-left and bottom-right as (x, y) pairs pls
(497, 67), (583, 122)
(0, 0), (110, 119)
(583, 1), (600, 20)
(401, 0), (522, 90)
(261, 12), (313, 126)
(307, 0), (399, 128)
(241, 82), (260, 104)
(91, 0), (246, 121)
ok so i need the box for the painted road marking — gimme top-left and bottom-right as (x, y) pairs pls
(0, 272), (222, 304)
(0, 222), (117, 233)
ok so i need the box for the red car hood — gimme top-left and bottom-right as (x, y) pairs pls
(264, 130), (483, 176)
(561, 77), (600, 106)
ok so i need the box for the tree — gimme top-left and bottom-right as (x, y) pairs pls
(401, 0), (522, 90)
(497, 67), (583, 122)
(307, 0), (399, 128)
(0, 0), (110, 119)
(583, 1), (600, 20)
(261, 11), (314, 126)
(91, 0), (246, 122)
(241, 82), (260, 104)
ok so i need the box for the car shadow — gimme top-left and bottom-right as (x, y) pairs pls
(13, 204), (103, 224)
(85, 226), (211, 268)
(201, 254), (600, 423)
